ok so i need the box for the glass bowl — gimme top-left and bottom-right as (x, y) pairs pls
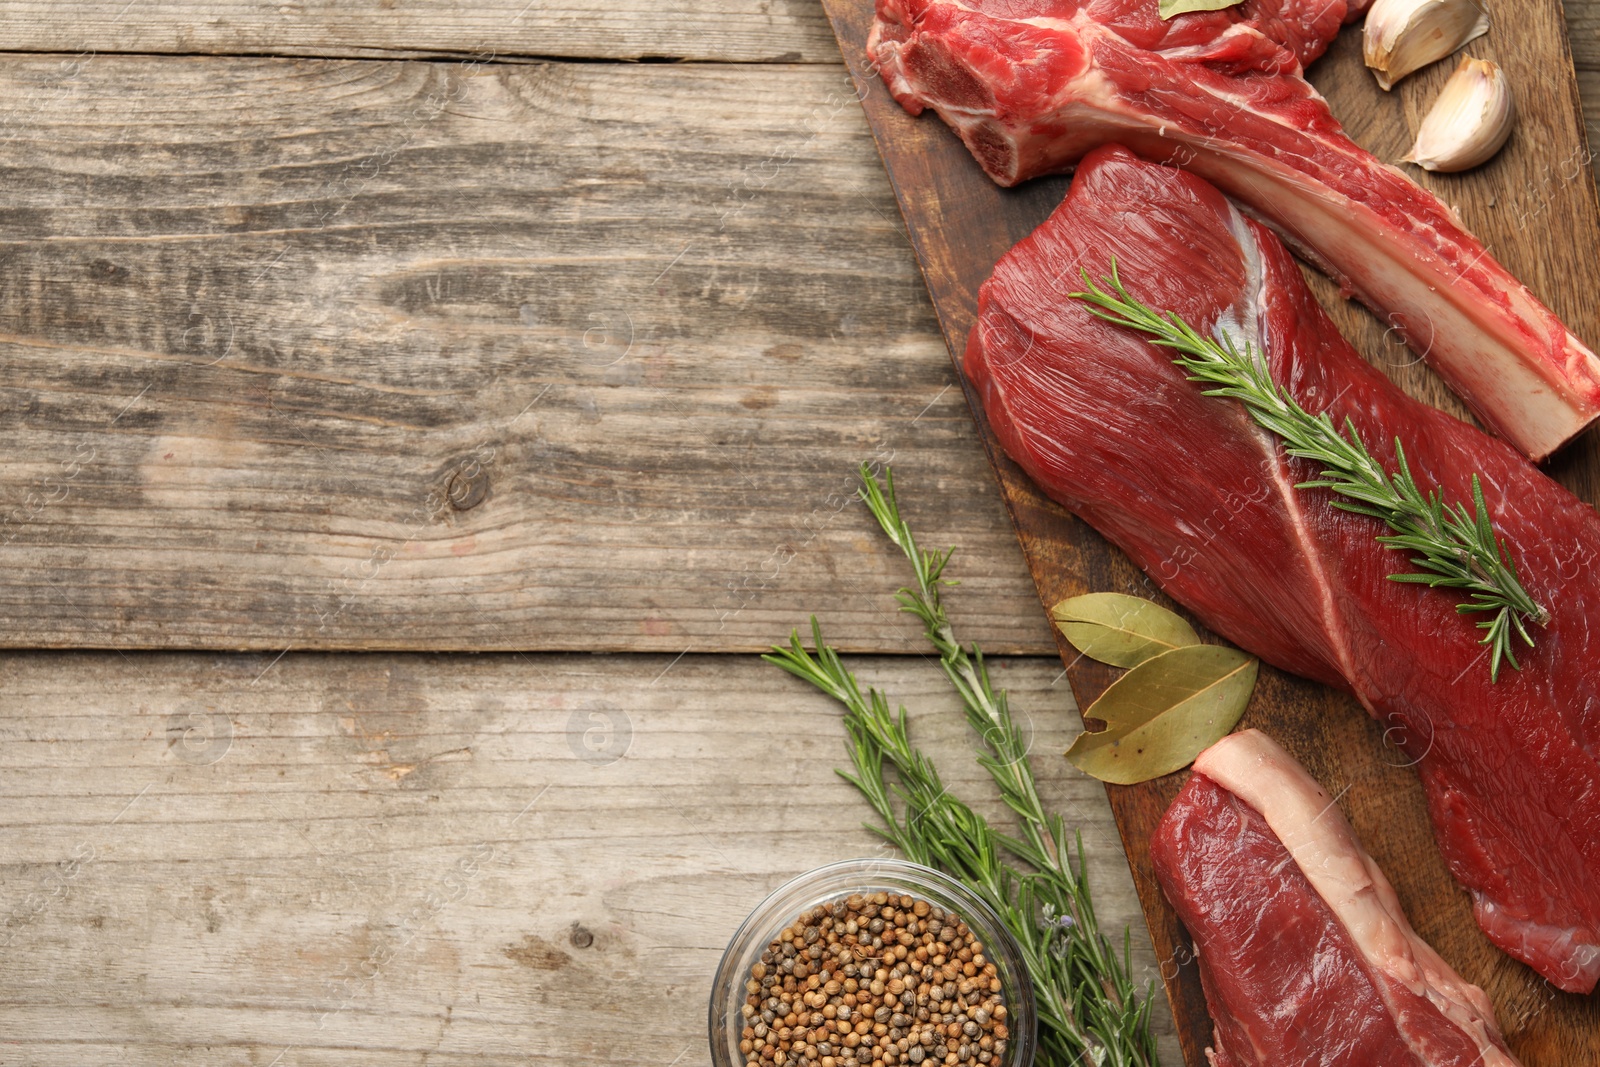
(709, 858), (1037, 1067)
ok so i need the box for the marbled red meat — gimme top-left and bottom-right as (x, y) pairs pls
(965, 144), (1600, 992)
(870, 0), (1600, 459)
(1152, 730), (1522, 1066)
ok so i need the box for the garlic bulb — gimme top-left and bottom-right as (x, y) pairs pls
(1406, 57), (1515, 173)
(1364, 0), (1490, 91)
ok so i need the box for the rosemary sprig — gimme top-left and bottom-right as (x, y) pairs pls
(764, 466), (1162, 1067)
(1071, 265), (1547, 682)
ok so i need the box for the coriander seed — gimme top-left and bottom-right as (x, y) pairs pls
(738, 893), (1010, 1067)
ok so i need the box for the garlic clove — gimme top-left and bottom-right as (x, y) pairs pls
(1405, 57), (1515, 173)
(1364, 0), (1490, 91)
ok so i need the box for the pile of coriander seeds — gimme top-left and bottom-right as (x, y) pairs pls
(738, 891), (1010, 1067)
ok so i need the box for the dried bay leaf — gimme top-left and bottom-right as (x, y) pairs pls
(1066, 645), (1257, 785)
(1159, 0), (1245, 17)
(1052, 592), (1201, 668)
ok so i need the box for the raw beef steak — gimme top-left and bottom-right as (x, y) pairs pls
(1153, 730), (1523, 1066)
(966, 144), (1600, 992)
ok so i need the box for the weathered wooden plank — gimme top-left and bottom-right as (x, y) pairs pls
(0, 55), (1052, 654)
(0, 0), (1591, 73)
(1578, 68), (1600, 148)
(0, 1), (837, 63)
(0, 650), (1178, 1066)
(1567, 1), (1600, 71)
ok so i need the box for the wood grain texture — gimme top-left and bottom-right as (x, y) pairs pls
(0, 650), (1178, 1066)
(819, 0), (1600, 1063)
(1567, 2), (1600, 73)
(0, 0), (1590, 81)
(0, 1), (838, 63)
(0, 54), (1054, 655)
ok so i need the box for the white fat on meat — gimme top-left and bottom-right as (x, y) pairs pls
(1194, 730), (1518, 1067)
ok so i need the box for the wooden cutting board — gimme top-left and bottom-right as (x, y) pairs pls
(818, 2), (1600, 1063)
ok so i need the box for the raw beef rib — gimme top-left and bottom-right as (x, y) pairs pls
(966, 144), (1600, 992)
(1152, 730), (1523, 1067)
(870, 0), (1600, 460)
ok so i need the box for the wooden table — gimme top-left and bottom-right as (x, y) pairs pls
(2, 6), (1597, 1064)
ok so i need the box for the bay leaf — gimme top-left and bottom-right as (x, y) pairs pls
(1065, 645), (1257, 785)
(1051, 592), (1201, 669)
(1159, 0), (1244, 18)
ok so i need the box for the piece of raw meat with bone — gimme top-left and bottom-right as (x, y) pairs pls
(870, 0), (1600, 460)
(965, 143), (1600, 992)
(1152, 729), (1524, 1067)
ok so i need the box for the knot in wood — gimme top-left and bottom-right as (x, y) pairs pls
(446, 463), (491, 511)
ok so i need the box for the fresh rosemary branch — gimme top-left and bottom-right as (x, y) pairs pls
(856, 468), (1061, 873)
(1071, 265), (1547, 682)
(764, 466), (1162, 1067)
